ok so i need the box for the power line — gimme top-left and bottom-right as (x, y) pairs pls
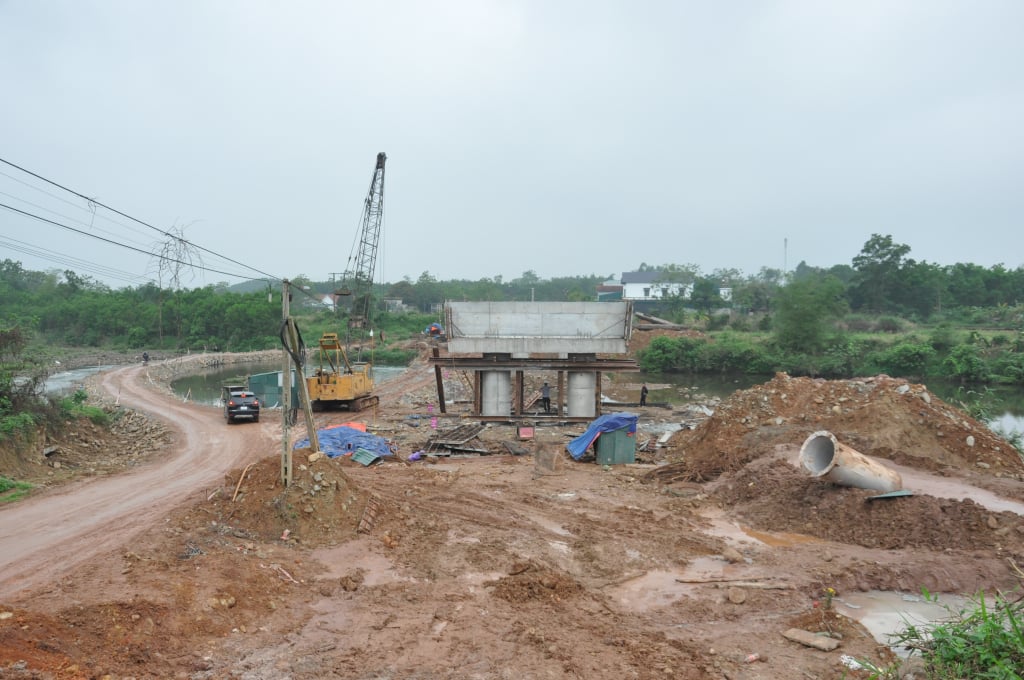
(0, 168), (156, 246)
(0, 235), (150, 285)
(0, 188), (154, 251)
(0, 156), (280, 282)
(1, 202), (257, 281)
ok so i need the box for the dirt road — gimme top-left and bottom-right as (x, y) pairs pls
(0, 364), (267, 599)
(1, 358), (1023, 679)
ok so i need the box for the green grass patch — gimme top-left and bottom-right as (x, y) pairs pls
(0, 476), (34, 503)
(0, 411), (37, 440)
(859, 587), (1024, 679)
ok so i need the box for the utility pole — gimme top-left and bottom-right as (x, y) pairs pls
(281, 279), (292, 487)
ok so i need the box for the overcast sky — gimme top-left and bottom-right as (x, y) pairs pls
(2, 1), (1022, 289)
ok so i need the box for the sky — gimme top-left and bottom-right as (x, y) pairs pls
(1, 0), (1022, 290)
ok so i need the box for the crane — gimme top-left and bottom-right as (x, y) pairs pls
(306, 152), (386, 411)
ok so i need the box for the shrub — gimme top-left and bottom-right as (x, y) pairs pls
(942, 344), (989, 383)
(701, 333), (774, 374)
(0, 476), (34, 503)
(638, 336), (707, 373)
(706, 313), (731, 331)
(930, 325), (958, 352)
(729, 316), (752, 332)
(874, 316), (903, 333)
(876, 342), (936, 377)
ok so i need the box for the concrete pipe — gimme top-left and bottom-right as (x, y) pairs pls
(799, 430), (903, 492)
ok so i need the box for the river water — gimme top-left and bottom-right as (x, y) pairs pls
(167, 360), (406, 406)
(42, 362), (1024, 435)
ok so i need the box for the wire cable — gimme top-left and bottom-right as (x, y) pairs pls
(0, 234), (150, 284)
(0, 156), (281, 282)
(1, 201), (256, 281)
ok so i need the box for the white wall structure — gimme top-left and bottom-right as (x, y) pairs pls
(620, 271), (691, 301)
(446, 301), (632, 356)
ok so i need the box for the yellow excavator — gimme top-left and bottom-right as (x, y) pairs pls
(306, 152), (386, 412)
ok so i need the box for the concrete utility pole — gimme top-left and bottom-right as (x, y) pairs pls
(281, 280), (292, 487)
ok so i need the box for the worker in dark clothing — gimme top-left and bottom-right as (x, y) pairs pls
(640, 383), (648, 406)
(541, 382), (551, 413)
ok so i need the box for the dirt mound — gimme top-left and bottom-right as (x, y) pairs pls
(654, 372), (1023, 481)
(180, 453), (367, 547)
(0, 410), (170, 489)
(628, 327), (707, 355)
(490, 561), (586, 603)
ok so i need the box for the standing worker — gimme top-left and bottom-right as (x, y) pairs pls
(541, 382), (551, 413)
(640, 383), (648, 406)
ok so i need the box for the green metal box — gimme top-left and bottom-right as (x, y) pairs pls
(248, 370), (299, 408)
(596, 427), (635, 465)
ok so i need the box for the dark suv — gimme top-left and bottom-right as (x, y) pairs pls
(222, 385), (260, 424)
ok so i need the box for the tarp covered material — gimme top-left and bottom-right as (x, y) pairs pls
(566, 413), (638, 460)
(294, 426), (392, 459)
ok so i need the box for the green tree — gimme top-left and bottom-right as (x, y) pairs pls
(849, 234), (911, 313)
(772, 275), (848, 353)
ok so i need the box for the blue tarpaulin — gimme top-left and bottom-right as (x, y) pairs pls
(566, 412), (638, 460)
(294, 426), (392, 459)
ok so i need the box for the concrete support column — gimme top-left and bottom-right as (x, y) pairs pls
(567, 371), (596, 418)
(481, 370), (512, 416)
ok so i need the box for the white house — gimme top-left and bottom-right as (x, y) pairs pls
(620, 271), (692, 301)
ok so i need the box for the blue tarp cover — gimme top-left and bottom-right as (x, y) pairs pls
(566, 412), (638, 460)
(294, 426), (392, 459)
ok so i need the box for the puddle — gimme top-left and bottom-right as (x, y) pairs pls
(781, 446), (1024, 516)
(529, 515), (573, 537)
(608, 569), (696, 612)
(700, 509), (819, 548)
(890, 464), (1024, 515)
(459, 571), (504, 586)
(311, 539), (408, 585)
(740, 527), (820, 547)
(608, 557), (754, 612)
(834, 590), (968, 658)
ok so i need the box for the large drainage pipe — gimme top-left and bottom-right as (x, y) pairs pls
(799, 430), (903, 492)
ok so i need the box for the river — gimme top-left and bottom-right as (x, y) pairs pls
(43, 362), (1024, 436)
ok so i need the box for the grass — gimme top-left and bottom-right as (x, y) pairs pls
(0, 476), (34, 503)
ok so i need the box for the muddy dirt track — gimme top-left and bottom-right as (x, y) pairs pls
(1, 352), (1024, 679)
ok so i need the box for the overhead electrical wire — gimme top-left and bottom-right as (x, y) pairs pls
(0, 188), (154, 251)
(0, 168), (156, 247)
(0, 234), (149, 285)
(0, 156), (281, 283)
(0, 202), (256, 281)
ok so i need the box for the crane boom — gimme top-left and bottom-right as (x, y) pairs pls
(349, 151), (386, 330)
(305, 151), (386, 413)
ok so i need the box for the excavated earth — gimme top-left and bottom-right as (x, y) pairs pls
(1, 342), (1023, 679)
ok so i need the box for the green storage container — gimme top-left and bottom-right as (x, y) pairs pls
(596, 427), (635, 465)
(248, 369), (299, 408)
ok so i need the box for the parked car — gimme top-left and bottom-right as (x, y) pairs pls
(222, 384), (260, 424)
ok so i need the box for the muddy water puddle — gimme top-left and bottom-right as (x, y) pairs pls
(891, 464), (1024, 514)
(779, 445), (1024, 515)
(608, 558), (755, 612)
(701, 509), (822, 548)
(835, 590), (968, 658)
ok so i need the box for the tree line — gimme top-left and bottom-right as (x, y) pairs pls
(2, 232), (1023, 362)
